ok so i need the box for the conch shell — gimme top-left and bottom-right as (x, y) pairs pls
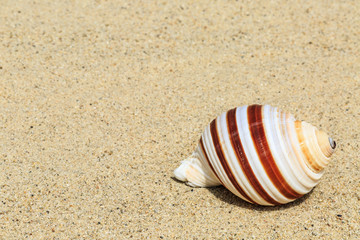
(174, 105), (336, 206)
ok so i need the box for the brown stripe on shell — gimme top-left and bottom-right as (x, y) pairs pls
(295, 121), (322, 173)
(210, 118), (255, 204)
(227, 108), (280, 205)
(199, 136), (224, 185)
(247, 105), (302, 200)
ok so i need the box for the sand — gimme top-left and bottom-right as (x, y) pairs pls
(0, 0), (359, 239)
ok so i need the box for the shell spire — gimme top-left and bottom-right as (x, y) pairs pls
(173, 105), (336, 206)
(294, 121), (336, 173)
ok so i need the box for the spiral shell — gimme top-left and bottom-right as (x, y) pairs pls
(174, 105), (336, 206)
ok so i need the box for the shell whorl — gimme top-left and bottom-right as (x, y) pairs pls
(174, 105), (336, 206)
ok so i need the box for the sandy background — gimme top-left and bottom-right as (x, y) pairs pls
(0, 0), (359, 239)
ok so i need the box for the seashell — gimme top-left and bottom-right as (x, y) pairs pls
(174, 105), (336, 206)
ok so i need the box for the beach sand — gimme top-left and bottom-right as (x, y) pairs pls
(0, 0), (359, 239)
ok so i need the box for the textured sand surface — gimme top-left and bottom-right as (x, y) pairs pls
(0, 0), (359, 239)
